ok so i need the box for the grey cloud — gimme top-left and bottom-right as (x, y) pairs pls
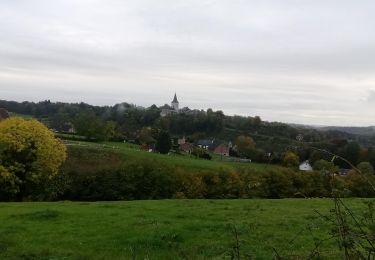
(367, 90), (375, 103)
(0, 0), (375, 126)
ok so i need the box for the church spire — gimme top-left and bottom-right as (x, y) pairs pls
(172, 93), (179, 103)
(171, 93), (179, 111)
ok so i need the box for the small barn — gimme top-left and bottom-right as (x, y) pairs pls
(213, 144), (230, 156)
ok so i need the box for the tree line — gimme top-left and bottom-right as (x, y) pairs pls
(1, 116), (375, 201)
(1, 99), (375, 168)
(21, 146), (375, 201)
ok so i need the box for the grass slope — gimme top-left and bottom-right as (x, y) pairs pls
(0, 199), (369, 259)
(67, 141), (282, 173)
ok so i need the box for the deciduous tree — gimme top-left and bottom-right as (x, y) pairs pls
(312, 159), (337, 173)
(73, 112), (116, 141)
(235, 135), (256, 158)
(0, 118), (67, 200)
(357, 162), (374, 175)
(282, 151), (299, 168)
(155, 130), (172, 154)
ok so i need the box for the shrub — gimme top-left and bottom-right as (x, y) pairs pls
(260, 169), (295, 198)
(0, 118), (66, 201)
(23, 146), (375, 201)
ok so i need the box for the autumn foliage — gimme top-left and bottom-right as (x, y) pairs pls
(0, 117), (66, 200)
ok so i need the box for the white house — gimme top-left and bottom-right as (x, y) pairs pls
(299, 161), (313, 171)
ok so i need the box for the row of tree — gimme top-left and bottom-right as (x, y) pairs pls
(1, 99), (375, 168)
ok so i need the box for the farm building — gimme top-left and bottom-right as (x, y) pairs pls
(213, 144), (230, 156)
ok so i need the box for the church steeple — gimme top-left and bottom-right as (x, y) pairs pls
(172, 93), (179, 103)
(171, 93), (179, 111)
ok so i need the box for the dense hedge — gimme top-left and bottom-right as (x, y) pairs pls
(36, 147), (375, 201)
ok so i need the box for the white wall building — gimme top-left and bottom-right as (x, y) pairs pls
(161, 93), (180, 117)
(299, 161), (313, 171)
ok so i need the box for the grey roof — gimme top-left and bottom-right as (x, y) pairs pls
(172, 93), (179, 103)
(197, 139), (214, 146)
(160, 104), (172, 109)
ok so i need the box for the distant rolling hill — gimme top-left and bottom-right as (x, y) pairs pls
(288, 123), (375, 137)
(319, 126), (375, 136)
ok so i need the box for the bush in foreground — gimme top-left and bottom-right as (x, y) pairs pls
(51, 147), (375, 201)
(0, 117), (67, 201)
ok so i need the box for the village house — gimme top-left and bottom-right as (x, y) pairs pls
(197, 139), (214, 150)
(299, 160), (313, 171)
(213, 144), (230, 157)
(196, 139), (231, 157)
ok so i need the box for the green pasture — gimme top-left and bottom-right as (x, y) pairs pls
(64, 140), (282, 173)
(0, 199), (368, 259)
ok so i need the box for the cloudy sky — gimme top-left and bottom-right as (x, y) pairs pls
(1, 0), (375, 126)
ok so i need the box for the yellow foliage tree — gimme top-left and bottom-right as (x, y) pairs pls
(0, 118), (67, 200)
(282, 151), (300, 168)
(235, 135), (256, 158)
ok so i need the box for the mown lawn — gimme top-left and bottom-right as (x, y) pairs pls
(0, 199), (370, 259)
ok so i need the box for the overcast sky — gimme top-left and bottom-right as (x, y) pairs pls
(1, 0), (375, 126)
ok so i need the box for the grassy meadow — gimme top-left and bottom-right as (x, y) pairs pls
(68, 140), (281, 172)
(0, 198), (371, 259)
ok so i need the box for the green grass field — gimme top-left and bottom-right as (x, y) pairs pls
(9, 113), (34, 119)
(65, 141), (282, 173)
(0, 199), (370, 259)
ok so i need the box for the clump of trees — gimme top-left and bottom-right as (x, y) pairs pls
(236, 136), (256, 156)
(0, 118), (67, 201)
(235, 135), (265, 162)
(155, 131), (172, 154)
(313, 159), (337, 172)
(282, 151), (300, 168)
(73, 112), (117, 141)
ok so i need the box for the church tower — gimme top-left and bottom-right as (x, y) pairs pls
(171, 93), (179, 111)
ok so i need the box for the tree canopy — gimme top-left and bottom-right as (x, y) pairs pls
(73, 112), (116, 141)
(155, 131), (172, 154)
(282, 151), (300, 168)
(2, 99), (375, 168)
(0, 118), (67, 200)
(235, 135), (256, 157)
